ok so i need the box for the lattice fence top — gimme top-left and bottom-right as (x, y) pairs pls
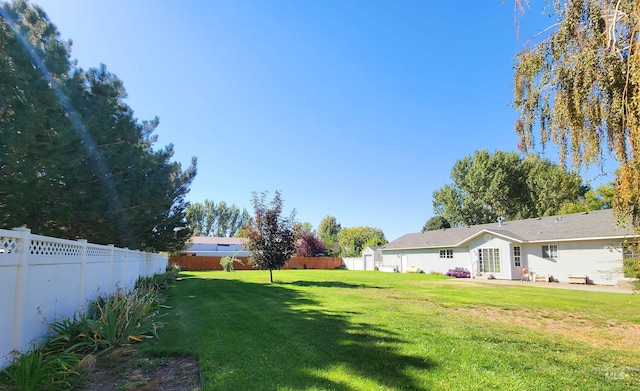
(0, 236), (18, 254)
(29, 240), (81, 256)
(86, 246), (112, 257)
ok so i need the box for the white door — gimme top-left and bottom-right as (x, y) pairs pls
(401, 254), (408, 273)
(364, 255), (373, 271)
(513, 245), (524, 280)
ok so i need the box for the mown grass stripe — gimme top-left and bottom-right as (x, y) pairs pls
(141, 270), (640, 390)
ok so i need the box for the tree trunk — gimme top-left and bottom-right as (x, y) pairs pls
(269, 269), (273, 283)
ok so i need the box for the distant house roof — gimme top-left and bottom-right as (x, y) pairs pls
(187, 237), (247, 246)
(382, 209), (634, 251)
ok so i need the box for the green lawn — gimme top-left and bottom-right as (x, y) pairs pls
(142, 270), (640, 390)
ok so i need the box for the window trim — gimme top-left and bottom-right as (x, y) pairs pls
(542, 244), (558, 259)
(513, 246), (521, 267)
(439, 249), (454, 259)
(478, 248), (501, 274)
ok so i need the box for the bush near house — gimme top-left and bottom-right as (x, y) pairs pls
(445, 267), (470, 278)
(623, 257), (640, 289)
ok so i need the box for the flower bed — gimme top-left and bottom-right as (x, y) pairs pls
(446, 267), (470, 278)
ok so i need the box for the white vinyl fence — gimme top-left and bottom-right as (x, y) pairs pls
(0, 228), (168, 368)
(342, 257), (365, 270)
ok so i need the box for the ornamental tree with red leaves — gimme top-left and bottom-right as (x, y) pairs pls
(295, 231), (326, 257)
(245, 190), (296, 283)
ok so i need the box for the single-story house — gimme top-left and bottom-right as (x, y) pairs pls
(183, 236), (249, 257)
(380, 209), (636, 285)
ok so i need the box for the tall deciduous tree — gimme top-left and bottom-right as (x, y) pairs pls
(294, 230), (326, 257)
(0, 1), (196, 252)
(559, 182), (614, 214)
(293, 222), (314, 236)
(245, 191), (296, 283)
(338, 226), (387, 257)
(185, 200), (251, 237)
(432, 150), (586, 226)
(422, 216), (451, 232)
(513, 0), (640, 229)
(318, 215), (341, 255)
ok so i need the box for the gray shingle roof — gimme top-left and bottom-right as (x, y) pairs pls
(382, 209), (634, 251)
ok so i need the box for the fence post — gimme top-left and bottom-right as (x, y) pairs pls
(77, 239), (87, 311)
(12, 228), (31, 355)
(107, 244), (114, 295)
(123, 248), (129, 290)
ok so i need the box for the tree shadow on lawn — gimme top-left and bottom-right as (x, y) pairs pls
(280, 280), (385, 289)
(160, 277), (437, 390)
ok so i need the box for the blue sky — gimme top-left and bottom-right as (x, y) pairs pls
(31, 0), (615, 241)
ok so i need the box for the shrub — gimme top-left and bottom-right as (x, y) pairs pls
(48, 288), (163, 356)
(445, 267), (470, 278)
(220, 256), (242, 272)
(3, 267), (173, 390)
(623, 257), (640, 289)
(0, 348), (81, 391)
(86, 289), (162, 350)
(135, 264), (181, 290)
(48, 313), (98, 355)
(166, 263), (181, 277)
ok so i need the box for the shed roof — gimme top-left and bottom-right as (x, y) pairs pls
(382, 209), (634, 251)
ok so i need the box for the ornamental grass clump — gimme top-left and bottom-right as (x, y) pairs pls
(47, 288), (163, 356)
(47, 313), (98, 355)
(220, 256), (242, 272)
(445, 267), (470, 278)
(1, 269), (173, 391)
(0, 349), (81, 391)
(135, 263), (181, 290)
(85, 288), (163, 350)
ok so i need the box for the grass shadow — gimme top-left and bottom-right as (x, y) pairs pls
(147, 277), (437, 390)
(279, 280), (384, 289)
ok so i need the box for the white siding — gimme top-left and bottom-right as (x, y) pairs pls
(188, 243), (244, 252)
(381, 248), (471, 275)
(191, 250), (249, 257)
(523, 239), (624, 285)
(363, 254), (374, 271)
(381, 238), (626, 285)
(468, 235), (514, 280)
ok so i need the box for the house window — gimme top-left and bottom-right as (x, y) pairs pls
(513, 246), (521, 267)
(439, 249), (454, 259)
(542, 245), (558, 259)
(478, 248), (501, 273)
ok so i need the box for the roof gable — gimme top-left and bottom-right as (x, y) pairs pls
(455, 229), (525, 246)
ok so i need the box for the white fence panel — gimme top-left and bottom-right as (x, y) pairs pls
(0, 228), (168, 368)
(126, 250), (140, 289)
(343, 257), (365, 270)
(0, 231), (19, 369)
(84, 244), (115, 299)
